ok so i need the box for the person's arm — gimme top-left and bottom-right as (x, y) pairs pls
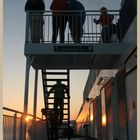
(93, 18), (99, 24)
(42, 1), (45, 11)
(64, 85), (70, 98)
(94, 15), (103, 25)
(48, 86), (54, 97)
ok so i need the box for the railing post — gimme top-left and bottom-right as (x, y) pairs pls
(13, 112), (17, 140)
(19, 115), (23, 140)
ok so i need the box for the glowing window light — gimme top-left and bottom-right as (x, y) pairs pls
(102, 114), (106, 126)
(90, 114), (93, 122)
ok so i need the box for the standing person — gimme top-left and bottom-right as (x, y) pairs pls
(93, 7), (115, 43)
(50, 0), (68, 43)
(68, 0), (86, 43)
(25, 0), (45, 43)
(48, 80), (69, 123)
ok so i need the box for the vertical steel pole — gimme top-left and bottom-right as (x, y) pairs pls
(67, 69), (70, 140)
(33, 70), (38, 119)
(23, 57), (30, 140)
(24, 57), (31, 115)
(13, 112), (17, 140)
(32, 70), (38, 140)
(23, 56), (34, 140)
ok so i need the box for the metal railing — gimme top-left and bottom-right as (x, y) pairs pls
(3, 107), (47, 140)
(25, 10), (120, 44)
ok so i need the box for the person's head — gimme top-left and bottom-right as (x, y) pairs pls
(100, 7), (108, 14)
(41, 108), (46, 116)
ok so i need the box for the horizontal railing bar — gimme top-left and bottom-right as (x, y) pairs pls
(3, 107), (42, 120)
(3, 107), (24, 115)
(3, 114), (21, 118)
(26, 10), (119, 13)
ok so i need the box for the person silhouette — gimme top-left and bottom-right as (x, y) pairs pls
(50, 0), (68, 43)
(48, 80), (69, 123)
(93, 7), (115, 43)
(48, 109), (59, 140)
(41, 108), (59, 139)
(68, 0), (86, 43)
(25, 0), (45, 43)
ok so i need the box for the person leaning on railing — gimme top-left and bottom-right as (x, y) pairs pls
(68, 0), (86, 43)
(25, 0), (45, 43)
(93, 7), (116, 43)
(50, 0), (68, 43)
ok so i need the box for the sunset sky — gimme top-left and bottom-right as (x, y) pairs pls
(3, 0), (121, 120)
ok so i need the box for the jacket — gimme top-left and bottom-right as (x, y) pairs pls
(50, 0), (68, 11)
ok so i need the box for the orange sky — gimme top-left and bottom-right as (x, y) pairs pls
(3, 69), (89, 120)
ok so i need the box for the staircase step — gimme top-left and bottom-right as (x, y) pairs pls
(43, 79), (68, 82)
(46, 102), (69, 105)
(42, 72), (68, 75)
(43, 90), (69, 93)
(44, 96), (69, 99)
(42, 69), (70, 140)
(43, 85), (68, 87)
(45, 107), (69, 110)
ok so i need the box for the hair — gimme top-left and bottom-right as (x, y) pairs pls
(100, 7), (108, 13)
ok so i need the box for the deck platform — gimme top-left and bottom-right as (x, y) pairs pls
(24, 43), (123, 69)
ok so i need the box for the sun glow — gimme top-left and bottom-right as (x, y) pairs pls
(25, 116), (30, 122)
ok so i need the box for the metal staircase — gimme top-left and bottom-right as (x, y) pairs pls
(42, 69), (70, 140)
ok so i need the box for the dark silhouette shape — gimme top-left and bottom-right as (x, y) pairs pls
(63, 126), (74, 137)
(116, 19), (121, 41)
(41, 108), (59, 140)
(48, 109), (60, 140)
(25, 0), (45, 43)
(48, 80), (69, 123)
(68, 0), (86, 43)
(93, 7), (115, 43)
(28, 120), (47, 140)
(50, 0), (68, 43)
(41, 108), (47, 120)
